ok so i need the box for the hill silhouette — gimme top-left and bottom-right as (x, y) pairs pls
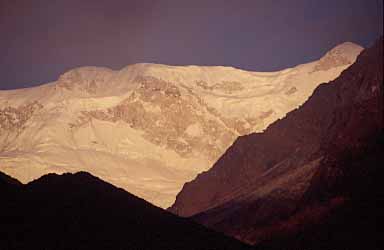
(0, 171), (251, 250)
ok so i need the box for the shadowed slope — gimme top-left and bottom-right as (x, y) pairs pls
(170, 38), (383, 248)
(254, 133), (384, 250)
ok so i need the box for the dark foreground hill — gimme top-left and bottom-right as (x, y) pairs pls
(170, 38), (383, 250)
(0, 171), (251, 250)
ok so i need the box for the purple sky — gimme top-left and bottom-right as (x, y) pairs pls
(0, 0), (382, 90)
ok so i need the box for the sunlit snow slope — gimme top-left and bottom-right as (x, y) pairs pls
(0, 42), (362, 208)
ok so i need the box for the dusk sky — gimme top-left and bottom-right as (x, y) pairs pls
(0, 0), (382, 90)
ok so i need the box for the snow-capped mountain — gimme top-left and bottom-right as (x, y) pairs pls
(0, 42), (363, 208)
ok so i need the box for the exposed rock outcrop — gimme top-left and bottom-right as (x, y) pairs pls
(0, 101), (43, 132)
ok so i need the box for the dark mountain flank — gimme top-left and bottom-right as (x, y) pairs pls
(0, 171), (251, 250)
(169, 38), (383, 249)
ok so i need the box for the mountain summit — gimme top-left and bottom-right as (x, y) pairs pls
(314, 42), (363, 71)
(0, 42), (362, 208)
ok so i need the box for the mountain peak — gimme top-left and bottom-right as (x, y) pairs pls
(56, 66), (114, 93)
(314, 42), (363, 71)
(326, 41), (363, 57)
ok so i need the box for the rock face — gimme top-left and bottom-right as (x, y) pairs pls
(0, 171), (251, 250)
(0, 42), (362, 208)
(169, 39), (383, 247)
